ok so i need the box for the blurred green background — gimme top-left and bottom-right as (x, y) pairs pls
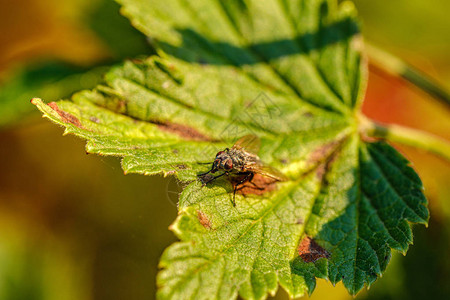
(0, 0), (449, 299)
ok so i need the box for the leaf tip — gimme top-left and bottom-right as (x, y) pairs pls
(30, 97), (41, 105)
(307, 286), (315, 297)
(36, 100), (86, 130)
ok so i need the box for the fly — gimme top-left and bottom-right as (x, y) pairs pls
(198, 134), (288, 206)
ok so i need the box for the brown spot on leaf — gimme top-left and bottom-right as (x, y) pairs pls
(48, 102), (84, 129)
(197, 211), (212, 229)
(308, 140), (341, 165)
(316, 143), (343, 182)
(90, 116), (100, 123)
(315, 163), (327, 181)
(232, 173), (278, 196)
(156, 122), (211, 141)
(297, 236), (330, 262)
(176, 164), (187, 170)
(308, 137), (348, 181)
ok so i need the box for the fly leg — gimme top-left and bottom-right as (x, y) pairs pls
(235, 172), (264, 191)
(232, 172), (253, 206)
(198, 168), (213, 177)
(200, 171), (227, 186)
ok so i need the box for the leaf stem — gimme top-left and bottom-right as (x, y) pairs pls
(359, 115), (450, 161)
(367, 43), (450, 108)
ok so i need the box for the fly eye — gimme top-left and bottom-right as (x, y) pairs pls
(216, 151), (224, 156)
(225, 160), (233, 170)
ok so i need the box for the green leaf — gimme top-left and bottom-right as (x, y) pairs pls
(32, 0), (429, 299)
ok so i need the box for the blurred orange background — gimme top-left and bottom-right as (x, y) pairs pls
(0, 0), (449, 299)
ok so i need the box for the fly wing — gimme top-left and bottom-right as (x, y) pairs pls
(246, 163), (288, 181)
(232, 134), (261, 154)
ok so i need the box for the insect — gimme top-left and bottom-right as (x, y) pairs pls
(198, 135), (288, 206)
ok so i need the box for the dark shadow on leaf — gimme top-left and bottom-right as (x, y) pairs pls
(155, 16), (359, 66)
